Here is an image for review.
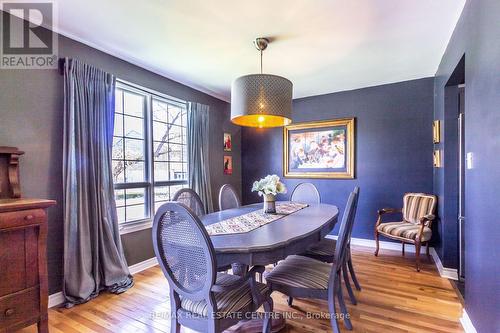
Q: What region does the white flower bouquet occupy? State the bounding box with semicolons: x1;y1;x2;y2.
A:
252;175;286;214
251;174;287;197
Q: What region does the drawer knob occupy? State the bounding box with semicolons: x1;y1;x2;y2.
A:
5;308;15;316
24;215;34;221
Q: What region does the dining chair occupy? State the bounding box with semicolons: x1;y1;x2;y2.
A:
173;188;206;217
374;193;437;271
265;190;358;333
290;182;321;204
218;184;241;211
153;202;273;333
299;187;362;305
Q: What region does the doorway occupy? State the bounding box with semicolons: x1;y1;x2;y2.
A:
444;55;465;298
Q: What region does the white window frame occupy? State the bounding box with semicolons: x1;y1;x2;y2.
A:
113;79;188;234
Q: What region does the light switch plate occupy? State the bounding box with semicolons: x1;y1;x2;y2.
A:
466;152;474;169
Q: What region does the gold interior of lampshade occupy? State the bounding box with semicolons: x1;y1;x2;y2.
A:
231;114;292;128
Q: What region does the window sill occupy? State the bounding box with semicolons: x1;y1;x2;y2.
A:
119;219;153;235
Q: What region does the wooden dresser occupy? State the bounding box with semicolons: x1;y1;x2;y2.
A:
0;147;56;333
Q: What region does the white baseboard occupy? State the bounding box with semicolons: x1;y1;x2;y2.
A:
429;247;459;280
328;235;458;280
48;257;159;308
48;291;65;308
128;257;158;275
460;309;478;333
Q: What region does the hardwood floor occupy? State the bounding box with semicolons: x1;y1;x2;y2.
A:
17;245;463;333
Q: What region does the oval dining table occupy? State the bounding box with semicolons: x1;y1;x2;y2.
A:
200;202;339;333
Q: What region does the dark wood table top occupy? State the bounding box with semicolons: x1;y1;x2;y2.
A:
201;202;339;254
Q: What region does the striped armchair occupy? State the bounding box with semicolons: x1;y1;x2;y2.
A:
374;193;437;271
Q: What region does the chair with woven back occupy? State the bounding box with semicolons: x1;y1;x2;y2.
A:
153;202;273;333
293;184;361;305
218;184;241;211
266;188;359;333
374;192;437;271
173;188;206;217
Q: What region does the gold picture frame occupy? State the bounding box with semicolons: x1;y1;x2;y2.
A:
283;118;355;179
433;120;441;144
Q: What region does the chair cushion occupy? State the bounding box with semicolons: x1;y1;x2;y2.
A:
403;193;437;224
180;273;269;318
303;238;336;257
265;255;332;290
377;221;432;241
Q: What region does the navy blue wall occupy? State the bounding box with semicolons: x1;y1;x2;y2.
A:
434;1;500;331
242;78;435;240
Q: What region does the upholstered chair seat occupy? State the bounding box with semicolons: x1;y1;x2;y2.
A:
377;221;432;241
180;273;269;318
266;255;331;289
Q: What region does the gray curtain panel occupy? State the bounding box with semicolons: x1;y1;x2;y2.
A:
63;58;133;306
188;102;214;213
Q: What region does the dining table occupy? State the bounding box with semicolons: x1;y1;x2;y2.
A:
201;201;339;332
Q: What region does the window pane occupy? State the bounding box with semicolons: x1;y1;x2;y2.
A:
153;142;169;161
112;137;124;159
124;115;144;139
124;138;144;161
170;162;186;180
152;99;168;123
112;161;124;183
168;125;183;144
125;188;145;205
125;161;145;182
169;106;182;126
126;204;146;221
114;189;125;207
124;91;144;117
154;186;170;202
154;161;169;181
169;143;184;162
115;90;123;113
116;207;125;223
113;113;123;137
153;121;169;141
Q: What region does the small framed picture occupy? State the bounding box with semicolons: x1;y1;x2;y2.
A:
224;133;232;152
433;120;441;144
223;156;233;175
433;149;442;168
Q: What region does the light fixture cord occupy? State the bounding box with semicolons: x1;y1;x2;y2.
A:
260;49;263;74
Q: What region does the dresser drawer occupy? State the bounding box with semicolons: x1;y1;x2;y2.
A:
0;209;45;230
0;287;40;329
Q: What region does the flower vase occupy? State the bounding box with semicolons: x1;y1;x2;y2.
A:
263;194;277;214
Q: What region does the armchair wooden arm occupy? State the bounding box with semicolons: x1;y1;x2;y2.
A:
377;208;402;215
375;208;402;228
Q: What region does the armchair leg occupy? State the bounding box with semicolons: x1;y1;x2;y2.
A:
402;242;405;256
415;241;421;272
374;231;380;256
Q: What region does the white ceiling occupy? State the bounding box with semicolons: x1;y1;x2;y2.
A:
53;0;465;101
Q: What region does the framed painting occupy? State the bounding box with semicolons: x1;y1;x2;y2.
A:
223;155;233;175
224;133;232;152
283;118;355;179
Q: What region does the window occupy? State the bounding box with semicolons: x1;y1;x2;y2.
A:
112;82;188;226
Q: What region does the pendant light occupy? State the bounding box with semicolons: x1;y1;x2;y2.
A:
230;37;293;128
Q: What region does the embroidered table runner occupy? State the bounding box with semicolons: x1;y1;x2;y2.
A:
205;202;308;236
